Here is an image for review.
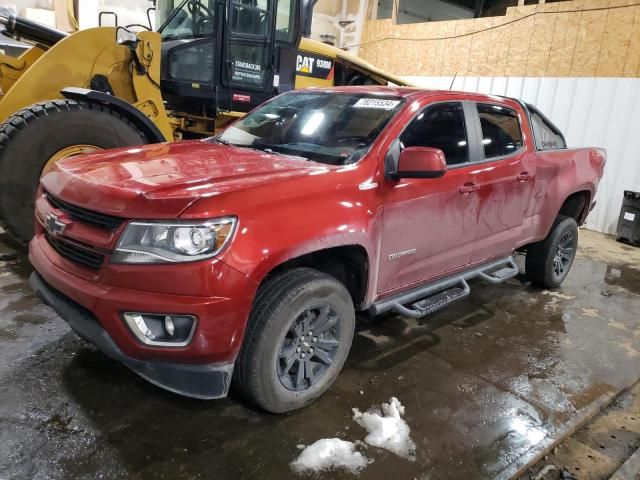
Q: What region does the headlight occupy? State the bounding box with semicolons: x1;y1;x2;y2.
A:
111;217;236;264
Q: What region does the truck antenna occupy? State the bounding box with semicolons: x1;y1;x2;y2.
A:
449;73;457;90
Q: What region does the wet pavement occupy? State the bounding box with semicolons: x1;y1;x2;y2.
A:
1;229;639;479
522;380;640;479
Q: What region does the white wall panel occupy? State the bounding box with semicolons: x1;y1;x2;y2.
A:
78;0;153;30
407;76;640;235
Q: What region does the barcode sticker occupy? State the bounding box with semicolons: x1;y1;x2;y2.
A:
624;211;636;222
353;98;401;110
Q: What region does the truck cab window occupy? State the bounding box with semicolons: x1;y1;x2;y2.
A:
401;102;469;166
477;103;523;158
530;110;566;150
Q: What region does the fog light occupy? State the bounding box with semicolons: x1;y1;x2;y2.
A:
123;313;196;347
164;315;175;336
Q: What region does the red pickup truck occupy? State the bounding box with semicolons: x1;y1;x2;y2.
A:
28;87;605;413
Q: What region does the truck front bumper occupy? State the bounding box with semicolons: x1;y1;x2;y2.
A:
30;272;234;399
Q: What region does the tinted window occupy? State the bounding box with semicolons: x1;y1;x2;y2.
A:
530;110;566;150
229;44;268;87
159;0;216;40
477;103;523;158
401;102;469;165
231;0;269;36
275;0;294;42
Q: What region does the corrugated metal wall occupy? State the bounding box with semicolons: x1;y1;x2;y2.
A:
408;76;640;235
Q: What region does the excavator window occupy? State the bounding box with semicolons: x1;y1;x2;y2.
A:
275;0;294;42
159;0;299;114
158;0;216;40
230;0;269;36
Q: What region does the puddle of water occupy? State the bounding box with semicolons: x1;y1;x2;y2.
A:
604;264;640;295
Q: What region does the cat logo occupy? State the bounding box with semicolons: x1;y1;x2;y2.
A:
296;55;314;74
295;52;334;80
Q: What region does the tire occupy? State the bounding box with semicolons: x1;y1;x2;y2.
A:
0;99;148;244
525;215;579;288
233;268;355;413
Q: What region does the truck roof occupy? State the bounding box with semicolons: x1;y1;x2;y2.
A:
299;85;512;104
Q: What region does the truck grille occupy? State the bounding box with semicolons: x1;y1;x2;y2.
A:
45;192;124;230
45;234;105;270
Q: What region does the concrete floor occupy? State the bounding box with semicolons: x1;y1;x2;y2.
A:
523;380;640;479
1;229;639;480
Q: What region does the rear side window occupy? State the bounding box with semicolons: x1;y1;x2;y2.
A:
530;110;566;150
477;103;523;158
401;102;469;166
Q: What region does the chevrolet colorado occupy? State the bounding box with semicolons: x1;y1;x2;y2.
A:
29;87;606;413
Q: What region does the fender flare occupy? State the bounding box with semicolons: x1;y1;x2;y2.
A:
61;87;167;144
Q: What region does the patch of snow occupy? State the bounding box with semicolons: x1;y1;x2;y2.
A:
352;397;416;460
290;438;369;474
541;290;575;300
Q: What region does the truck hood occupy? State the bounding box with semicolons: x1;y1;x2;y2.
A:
41;140;323;218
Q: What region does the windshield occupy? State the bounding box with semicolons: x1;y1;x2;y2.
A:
216;92;405;165
158;0;216;41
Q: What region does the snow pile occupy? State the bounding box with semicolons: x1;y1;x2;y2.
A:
291;397;416;475
290;438;369;474
352;397;416;460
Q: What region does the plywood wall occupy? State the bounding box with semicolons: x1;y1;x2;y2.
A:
359;0;640;77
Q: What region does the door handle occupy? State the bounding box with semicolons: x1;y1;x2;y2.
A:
517;172;531;182
459;182;478;194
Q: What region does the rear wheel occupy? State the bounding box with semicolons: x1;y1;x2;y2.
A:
0;99;148;244
525;215;579;288
233;268;355;413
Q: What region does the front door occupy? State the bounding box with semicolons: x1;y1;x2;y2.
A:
378;102;482;294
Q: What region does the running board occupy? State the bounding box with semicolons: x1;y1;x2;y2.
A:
369;256;519;319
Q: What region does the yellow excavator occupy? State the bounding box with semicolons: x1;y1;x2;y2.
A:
0;0;409;243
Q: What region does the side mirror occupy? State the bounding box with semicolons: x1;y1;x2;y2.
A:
396;146;447;179
116;27;139;49
116;27;146;75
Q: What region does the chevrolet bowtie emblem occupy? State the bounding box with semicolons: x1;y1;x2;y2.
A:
45;212;68;237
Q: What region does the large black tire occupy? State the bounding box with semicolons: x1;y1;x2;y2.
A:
233;268;355;413
525;215;579;288
0;99;148;244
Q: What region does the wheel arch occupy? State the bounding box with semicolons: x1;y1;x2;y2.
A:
61;87;167;143
558;189;592;226
255;244;371;310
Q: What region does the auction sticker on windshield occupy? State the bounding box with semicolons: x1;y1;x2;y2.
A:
354;98;401;110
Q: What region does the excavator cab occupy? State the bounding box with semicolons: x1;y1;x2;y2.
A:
155;0;305;117
0;0;411;244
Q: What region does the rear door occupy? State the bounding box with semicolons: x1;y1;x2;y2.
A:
468;102;536;262
378;101;483;294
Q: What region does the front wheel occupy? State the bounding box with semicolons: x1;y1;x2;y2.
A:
233;268;355;413
0;99;148;244
525;215;579;288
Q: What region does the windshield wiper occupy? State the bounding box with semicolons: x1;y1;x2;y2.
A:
212;136;233;146
211;138;308;161
252;143;309;161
